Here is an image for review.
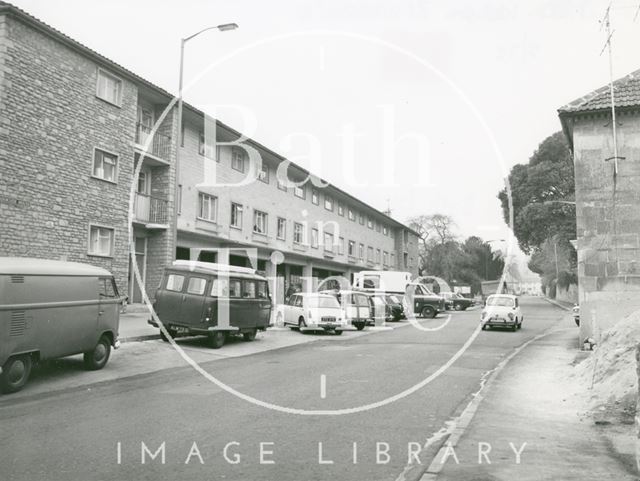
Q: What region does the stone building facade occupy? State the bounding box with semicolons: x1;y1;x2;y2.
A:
559;68;640;342
0;2;419;304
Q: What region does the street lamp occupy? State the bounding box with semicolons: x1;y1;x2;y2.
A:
173;23;239;260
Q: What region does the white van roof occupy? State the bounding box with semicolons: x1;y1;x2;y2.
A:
0;257;112;277
171;260;257;275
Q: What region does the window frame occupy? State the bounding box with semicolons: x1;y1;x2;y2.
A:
258;163;270;183
348;209;355;221
294;184;306;199
91;147;119;183
87;224;115;258
165;274;185;292
95;68;123;107
324;232;334;252
197;192;218;222
293;222;305;244
186;277;207;295
311;188;319;205
230;202;243;229
348;240;355;257
324;195;334;211
276;217;287;240
253;209;268;235
338;203;344;216
311;228;319;248
231;147;246;173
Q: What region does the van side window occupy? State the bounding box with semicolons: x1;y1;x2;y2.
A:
242;280;256;298
294;296;303;307
356;295;369;307
187;277;207;295
99;277;117;297
166;274;185;292
288;295;297;306
229;279;241;298
211;278;229;297
257;281;268;299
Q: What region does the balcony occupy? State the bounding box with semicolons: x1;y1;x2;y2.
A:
135;123;172;161
134;193;169;228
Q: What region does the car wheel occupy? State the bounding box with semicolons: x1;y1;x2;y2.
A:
354;322;365;331
243;329;257;342
481;324;487;331
160;328;177;342
84;335;111;370
209;331;226;349
454;303;463;311
421;306;435;318
299;317;308;333
335;330;343;336
0;354;32;394
512;324;517;332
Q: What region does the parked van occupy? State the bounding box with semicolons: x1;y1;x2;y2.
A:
0;257;122;394
149;261;272;349
353;271;413;294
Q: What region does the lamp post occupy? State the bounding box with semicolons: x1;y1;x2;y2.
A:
172;23;239;260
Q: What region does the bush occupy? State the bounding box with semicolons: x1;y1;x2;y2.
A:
557;270;577;289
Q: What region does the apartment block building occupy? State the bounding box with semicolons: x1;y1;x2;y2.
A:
0;2;419;304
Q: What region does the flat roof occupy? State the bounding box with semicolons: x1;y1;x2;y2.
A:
0;1;419;237
0;257;112;277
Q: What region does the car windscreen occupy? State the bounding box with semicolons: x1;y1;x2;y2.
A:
307;296;340;309
486;297;515;307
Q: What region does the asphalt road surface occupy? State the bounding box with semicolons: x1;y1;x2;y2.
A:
0;296;564;481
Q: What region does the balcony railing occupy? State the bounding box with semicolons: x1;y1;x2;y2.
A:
135;123;172;161
134;193;168;225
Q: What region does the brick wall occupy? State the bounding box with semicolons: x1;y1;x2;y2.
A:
572;110;640;341
0;14;137;293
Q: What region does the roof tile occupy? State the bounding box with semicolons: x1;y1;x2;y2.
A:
559;68;640;114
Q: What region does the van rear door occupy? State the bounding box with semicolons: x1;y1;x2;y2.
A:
155;272;185;324
180;276;207;329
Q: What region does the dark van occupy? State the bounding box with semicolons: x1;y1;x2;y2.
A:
0;257;122;394
149;261;272;349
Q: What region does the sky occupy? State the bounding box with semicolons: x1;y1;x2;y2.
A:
10;0;640;253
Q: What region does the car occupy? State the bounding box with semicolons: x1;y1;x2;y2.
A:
480;294;523;331
320;290;374;330
448;292;474;311
403;282;445;318
383;294;405;321
278;293;346;334
0;258;123;394
150;261;272;349
573;304;580;326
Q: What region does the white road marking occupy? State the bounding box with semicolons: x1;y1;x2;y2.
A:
320;374;327;399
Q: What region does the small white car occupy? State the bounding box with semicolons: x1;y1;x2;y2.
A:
480;294;523;331
278;293;347;334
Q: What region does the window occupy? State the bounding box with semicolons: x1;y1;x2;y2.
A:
339;237;345;255
376;248;381;264
230;202;243;229
231;148;245;172
242;280;256;298
258;164;269;183
383;226;388;235
294;222;304;244
338;203;344;216
257;281;269;299
92;149;118;182
376;222;381;233
277;217;286;240
359;213;365;225
210;278;229;297
253;210;267;235
324;232;334;252
198;132;205;156
187;277;207;295
348;209;355;221
368;217;373;229
311;228;319;248
348;240;355;257
383;251;389;266
198;193;217;222
229;279;242;298
99;278;117;298
294;185;305;199
278;179;288;191
166;274;185;292
88;225;114;256
96;69;122;105
359;243;364;260
311;189;319;205
324;195;333;211
367;246;374;262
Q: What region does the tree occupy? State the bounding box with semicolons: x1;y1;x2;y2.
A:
408;214;457;274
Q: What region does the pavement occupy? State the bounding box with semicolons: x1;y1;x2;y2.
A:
118;305;159;342
427;312;638;481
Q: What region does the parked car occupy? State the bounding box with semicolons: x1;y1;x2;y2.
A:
149;261;272;349
353;271;413;294
403;282;445;318
0;257;123;394
383;294;405;321
480;294;523;331
573;304;580;326
320;290;373;330
441;292;474;311
277;292;346;334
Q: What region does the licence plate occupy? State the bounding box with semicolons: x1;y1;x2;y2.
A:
173;326;189;334
322;317;336;323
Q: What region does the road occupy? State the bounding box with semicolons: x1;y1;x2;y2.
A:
0;297;564;481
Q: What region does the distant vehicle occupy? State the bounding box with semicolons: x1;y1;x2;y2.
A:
480;294;523;331
403;282;445;318
0;257;123;394
573;304;580;326
440;292;474;311
383;294;405;321
353;271;413;294
150;261;272;349
321;290;373;330
278;293;346;334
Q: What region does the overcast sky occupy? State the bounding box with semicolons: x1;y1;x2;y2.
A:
12;0;640;248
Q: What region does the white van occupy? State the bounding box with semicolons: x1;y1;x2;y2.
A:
353;271;413;294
